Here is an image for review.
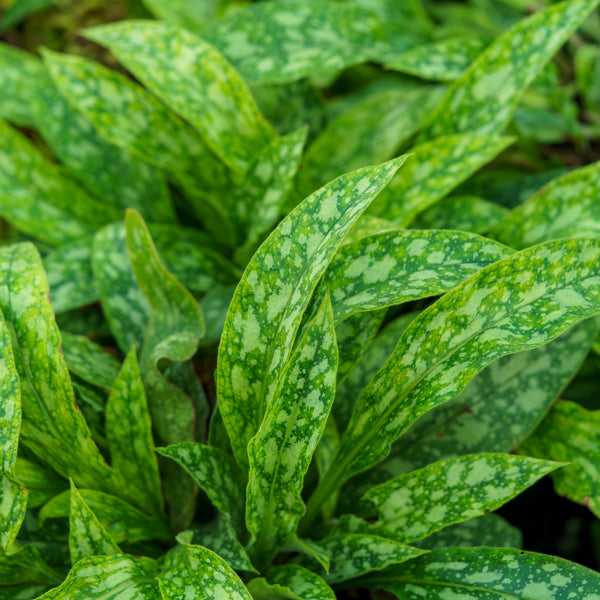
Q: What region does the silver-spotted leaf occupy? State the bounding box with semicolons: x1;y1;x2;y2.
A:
68;482;120;565
266;565;336;600
86;20;276;173
217;157;406;469
246;294;337;568
419;0;600;140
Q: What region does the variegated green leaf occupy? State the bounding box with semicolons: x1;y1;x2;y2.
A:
519;400;600;518
126;210;205;445
386;36;490;82
384;319;599;473
304;86;444;188
14;458;67;509
40;489;170;544
363;453;560;543
36;555;160;600
354;547;600;599
86;20;276;174
0;42;46;126
344;215;399;245
140;0;221;29
414;195;509;234
314;533;426;584
204;0;387;85
68;482;120;565
44;238;98;314
303;238;600;527
106;349;163;517
92;223;150;353
60;332;120;392
266;565;336;600
323;230;512;323
159;538;253;600
41;49;229;192
0;543;62;587
285;536;330;573
0;120;120;246
217;157;406;469
419;0;600;140
370;133;513;226
0;243;122;495
492;159;600;249
246;578;301;600
246;294;337;568
0;584;49;599
157;442;245;533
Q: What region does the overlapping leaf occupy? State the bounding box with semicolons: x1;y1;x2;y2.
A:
246;295;337;568
266;565;336;600
217;157;406;469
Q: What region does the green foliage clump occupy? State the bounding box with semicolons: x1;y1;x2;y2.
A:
2;0;600;598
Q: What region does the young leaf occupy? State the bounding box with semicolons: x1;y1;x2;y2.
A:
363;453;561;543
217;157;406;469
492;159;600;249
105;349;164;517
519;400;600;518
266;565;336;600
157;442;246;533
0;120;120;246
159;538;253;600
68;482;120;565
419;0;600;140
323;230;513;323
246;294;338;568
36;555;160;599
304;238;600;527
0;243;121;494
85;20;276;173
354;547;600;599
125;210;205;445
369;133;513;225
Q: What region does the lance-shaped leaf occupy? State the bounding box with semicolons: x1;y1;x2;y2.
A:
36;555;160;600
246;295;338;568
0;541;61;587
419;0;600;141
86;20;276;174
217;157;406;469
203;0;387;85
44;238;98;315
106;349;163;517
266;565;336;600
69;482;120;565
157;442;246;533
384;319;599;473
31;74;176;223
304;87;444;188
14;458;67;509
414;195;509;234
323;230;512;323
353;547;600;599
303;238;600;527
159;538;253;600
0;42;46;126
369;133;513;225
126;210;205;445
246;578;301;600
40;489;170;544
363;453;560;543
385;36;490;82
492;159;600;249
0;308;26;551
92;223;149;353
0;243;122;494
314;533;426;584
60;332;120;393
0;120;119;246
41;49;228;190
519;400;600;518
140;0;217;29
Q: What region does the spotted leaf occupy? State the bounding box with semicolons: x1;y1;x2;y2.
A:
419;0;600;140
217;157;406;469
355;547;600;599
266;565;336;600
363;453;560;543
86;20;276;173
246;294;337;568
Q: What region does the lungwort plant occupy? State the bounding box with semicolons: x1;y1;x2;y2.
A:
3;0;600;598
